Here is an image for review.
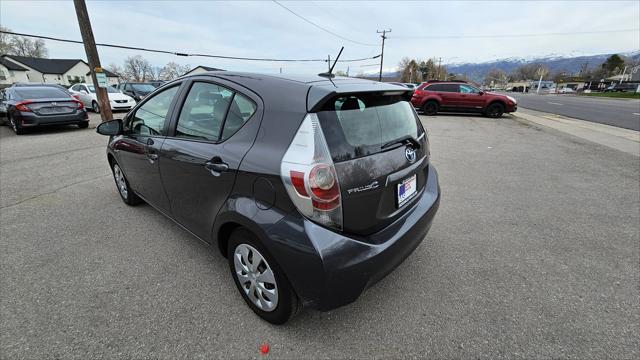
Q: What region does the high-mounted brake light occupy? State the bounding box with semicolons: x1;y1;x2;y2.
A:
15;100;32;112
281;113;343;230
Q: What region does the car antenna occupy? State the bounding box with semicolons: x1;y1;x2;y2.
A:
318;46;344;78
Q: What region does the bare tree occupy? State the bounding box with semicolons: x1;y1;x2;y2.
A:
0;26;49;57
105;63;126;80
123;55;152;82
159;62;191;80
484;68;508;87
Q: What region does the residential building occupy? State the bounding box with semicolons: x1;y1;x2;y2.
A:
0;57;29;86
0;55;119;86
183;65;225;76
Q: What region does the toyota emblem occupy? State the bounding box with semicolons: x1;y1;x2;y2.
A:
405;147;417;163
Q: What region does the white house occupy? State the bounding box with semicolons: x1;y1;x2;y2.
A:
0;55;119;86
183;65;225;76
0;57;29;86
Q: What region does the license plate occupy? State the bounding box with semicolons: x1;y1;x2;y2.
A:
396;174;417;208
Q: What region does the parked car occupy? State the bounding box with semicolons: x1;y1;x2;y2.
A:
411;81;517;117
148;80;167;88
68;83;135;113
116;82;157;102
96;72;440;324
0;86;88;134
556;87;576;94
403;83;417;90
604;83;638;92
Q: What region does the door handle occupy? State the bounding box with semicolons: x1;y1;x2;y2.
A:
145;138;158;162
204;160;229;176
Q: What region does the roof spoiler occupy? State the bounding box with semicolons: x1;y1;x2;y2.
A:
307;82;413;112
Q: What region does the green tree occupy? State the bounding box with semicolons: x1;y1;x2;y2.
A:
601;54;625;76
398;57;423;83
418;58;437;80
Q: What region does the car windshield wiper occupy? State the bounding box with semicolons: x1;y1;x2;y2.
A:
381;135;421;150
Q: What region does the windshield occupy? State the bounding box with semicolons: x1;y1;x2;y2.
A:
88;85;120;93
131;84;156;92
317;94;420;162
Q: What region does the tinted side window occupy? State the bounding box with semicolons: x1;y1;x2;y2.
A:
175;82;232;141
440;84;459;92
130;86;179;136
220;92;256;141
425;84;442;92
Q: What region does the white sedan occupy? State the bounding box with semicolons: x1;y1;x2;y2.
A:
68;83;136;113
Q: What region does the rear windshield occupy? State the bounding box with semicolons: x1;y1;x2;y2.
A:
14;88;70;99
317;94;421;162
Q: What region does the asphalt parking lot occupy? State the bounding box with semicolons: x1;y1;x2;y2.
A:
1;112;638;359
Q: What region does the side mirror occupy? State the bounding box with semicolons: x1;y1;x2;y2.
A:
96;119;123;136
478;91;485;95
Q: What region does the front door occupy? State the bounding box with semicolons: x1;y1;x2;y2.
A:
458;84;485;110
115;84;182;213
158;80;260;241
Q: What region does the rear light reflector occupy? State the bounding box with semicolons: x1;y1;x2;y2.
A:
15;101;32;112
281;113;343;230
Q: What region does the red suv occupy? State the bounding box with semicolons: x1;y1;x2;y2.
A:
411;81;517;118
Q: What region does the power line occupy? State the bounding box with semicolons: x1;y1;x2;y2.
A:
0;30;380;63
390;28;640;40
271;0;378;47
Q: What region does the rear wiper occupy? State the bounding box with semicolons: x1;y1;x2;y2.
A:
381;135;421;150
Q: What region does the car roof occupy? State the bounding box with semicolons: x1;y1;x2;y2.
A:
182;71;414;112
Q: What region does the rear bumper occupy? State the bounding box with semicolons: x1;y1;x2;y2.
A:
15;110;88;127
265;164;440;311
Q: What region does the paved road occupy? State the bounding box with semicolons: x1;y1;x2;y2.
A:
506;93;640;131
1;113;638;359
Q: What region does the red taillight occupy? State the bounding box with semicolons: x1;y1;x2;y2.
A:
413;89;424;96
15;101;32;112
72;94;80;100
281;113;343;229
309;164;339;201
290;170;308;197
73;100;84;109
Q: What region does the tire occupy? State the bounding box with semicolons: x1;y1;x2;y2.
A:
111;162;142;206
227;228;300;325
78;121;89;129
92;101;100;114
8;114;25;135
422;101;439;116
485;102;505;118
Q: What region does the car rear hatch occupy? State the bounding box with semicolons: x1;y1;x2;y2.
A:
314;90;429;236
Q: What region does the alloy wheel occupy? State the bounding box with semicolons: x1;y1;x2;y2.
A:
113;164;128;199
233;243;279;312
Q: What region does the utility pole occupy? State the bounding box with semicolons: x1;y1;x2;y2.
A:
437;57;442;80
619;66;628;84
73;0;112;122
377;29;391;82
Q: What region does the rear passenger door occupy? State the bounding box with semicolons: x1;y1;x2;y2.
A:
159;78;261;242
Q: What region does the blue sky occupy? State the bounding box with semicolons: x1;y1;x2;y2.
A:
1;0;638;75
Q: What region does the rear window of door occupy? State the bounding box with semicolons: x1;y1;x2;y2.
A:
175;82;233;141
174;82;257;142
129;86;179;136
426;84;458;92
317;94;421;162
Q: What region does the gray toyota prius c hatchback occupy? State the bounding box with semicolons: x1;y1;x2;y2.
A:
96;72;440;324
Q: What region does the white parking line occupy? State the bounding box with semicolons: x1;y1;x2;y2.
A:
633;113;640;116
548;102;564;106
